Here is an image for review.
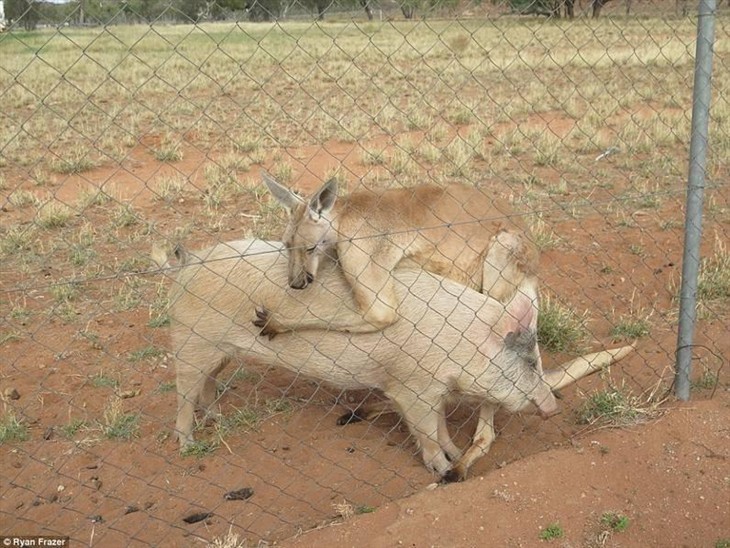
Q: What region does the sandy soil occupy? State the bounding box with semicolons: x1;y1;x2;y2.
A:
1;91;728;548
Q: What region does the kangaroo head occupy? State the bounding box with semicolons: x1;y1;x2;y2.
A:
263;172;338;289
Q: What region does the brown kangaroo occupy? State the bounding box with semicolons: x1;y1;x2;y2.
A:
261;173;539;336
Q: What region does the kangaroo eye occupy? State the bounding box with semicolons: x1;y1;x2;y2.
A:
305;245;317;253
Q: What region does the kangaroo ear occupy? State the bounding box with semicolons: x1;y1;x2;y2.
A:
308;178;338;220
262;171;303;214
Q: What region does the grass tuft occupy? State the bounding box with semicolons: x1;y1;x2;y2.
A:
600;511;630;532
529;214;560;251
576;380;666;427
52;149;97;174
0;411;29;443
37;203;74;229
537;294;587;353
1;226;37;255
91;371;119;389
691;366;720;390
697;235;730;304
60;419;87;439
127;346;165;362
578;389;637;424
539;522;564;541
610;317;650;341
181;439;218;458
100;398;139;440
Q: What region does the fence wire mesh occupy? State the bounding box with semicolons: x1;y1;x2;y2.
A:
1;1;728;545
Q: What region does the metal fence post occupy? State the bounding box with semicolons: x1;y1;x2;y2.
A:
675;0;717;400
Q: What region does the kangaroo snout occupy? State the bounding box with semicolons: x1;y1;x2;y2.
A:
290;272;314;289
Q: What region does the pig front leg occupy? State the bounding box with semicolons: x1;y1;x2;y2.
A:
388;391;452;477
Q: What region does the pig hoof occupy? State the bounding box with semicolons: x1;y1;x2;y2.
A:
337;410;367;426
440;469;464;484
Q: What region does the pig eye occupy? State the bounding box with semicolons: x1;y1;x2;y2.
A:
526;354;538;369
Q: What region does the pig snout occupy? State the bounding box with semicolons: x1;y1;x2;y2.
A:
533;391;560;419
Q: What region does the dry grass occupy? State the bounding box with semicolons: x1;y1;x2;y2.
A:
0;17;726;546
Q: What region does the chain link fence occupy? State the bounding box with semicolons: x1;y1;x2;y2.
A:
1;1;728;545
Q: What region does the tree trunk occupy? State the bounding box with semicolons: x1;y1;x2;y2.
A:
592;0;605;17
564;0;575;18
360;0;373;20
316;1;326;20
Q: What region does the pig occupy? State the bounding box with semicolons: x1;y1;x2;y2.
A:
158;231;633;481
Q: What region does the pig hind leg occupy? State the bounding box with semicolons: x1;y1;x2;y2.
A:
175;347;227;449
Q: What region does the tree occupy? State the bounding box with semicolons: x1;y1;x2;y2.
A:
245;0;281;21
509;0;569;17
301;0;333;20
360;0;373;20
5;0;39;29
591;0;612;17
400;0;416;18
178;0;207;21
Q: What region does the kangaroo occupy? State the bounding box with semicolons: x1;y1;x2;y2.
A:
261;173;539;336
159;232;634;481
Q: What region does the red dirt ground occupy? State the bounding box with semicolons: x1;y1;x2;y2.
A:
285;398;730;548
1;115;728;547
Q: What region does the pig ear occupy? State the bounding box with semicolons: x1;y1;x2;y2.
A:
504;282;538;335
308;178;337;221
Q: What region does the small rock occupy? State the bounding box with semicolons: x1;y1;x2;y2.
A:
89;515;103;523
182;512;212;524
224;488;254;501
43;427;54;440
124;505;140;515
4;388;20;400
118;389;140;399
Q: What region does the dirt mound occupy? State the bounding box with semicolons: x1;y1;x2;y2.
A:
283;397;730;547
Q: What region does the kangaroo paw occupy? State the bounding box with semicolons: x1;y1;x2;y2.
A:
252;307;278;340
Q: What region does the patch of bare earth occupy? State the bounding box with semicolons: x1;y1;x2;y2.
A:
284;398;730;548
1;111;728;546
